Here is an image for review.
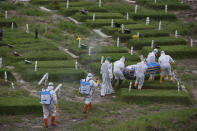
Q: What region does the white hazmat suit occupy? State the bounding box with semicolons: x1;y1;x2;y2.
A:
83;73;98;113
158;51;174;83
42;82;57;128
100;59;113;96
146;49;158;80
112;56;125;86
135;61;148;90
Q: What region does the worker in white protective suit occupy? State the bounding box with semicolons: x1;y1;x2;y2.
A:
158;51;175;83
41;82;57;128
100;57;113;96
83;73;99;113
112;56;125;87
146;49;158;80
134;60;148;90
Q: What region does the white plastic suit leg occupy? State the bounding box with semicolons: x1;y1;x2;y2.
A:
106;78;112;94
43;104;56;118
85;90;93;104
101;74;108;96
136;75;144;90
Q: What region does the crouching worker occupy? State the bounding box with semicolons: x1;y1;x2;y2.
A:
40;82;57;128
80;73;99;114
134;60;148;90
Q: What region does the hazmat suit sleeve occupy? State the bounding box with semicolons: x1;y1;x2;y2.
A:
168;55;174;63
90;80;98;88
109;63;113;79
51;91;57;105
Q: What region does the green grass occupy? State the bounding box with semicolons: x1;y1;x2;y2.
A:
0;18;17;28
117;88;191;105
17;68;86;82
79;53;140;64
140;45;197;59
109;108;197;131
128;37;186;50
15;60;75;69
0;68;15;81
85;19;136;28
113;30;169;42
74;12;124;22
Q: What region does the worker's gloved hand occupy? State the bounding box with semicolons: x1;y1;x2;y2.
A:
96;80;100;85
172;62;176;65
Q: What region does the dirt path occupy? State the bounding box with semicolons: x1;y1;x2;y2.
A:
7;66;39;97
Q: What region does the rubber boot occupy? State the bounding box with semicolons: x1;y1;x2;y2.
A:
168;75;172;82
83;104;88;113
89;103;92;110
160;76;163;83
112;79;117;87
119;80;123;85
51;116;56;126
44;118;48;128
134;82;138;88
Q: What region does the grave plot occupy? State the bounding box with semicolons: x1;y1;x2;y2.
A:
0;82;41;115
127;36;186;50
141;45;197;59
135;0;190;10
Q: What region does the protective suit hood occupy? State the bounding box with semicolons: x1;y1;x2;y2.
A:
120;56;125;63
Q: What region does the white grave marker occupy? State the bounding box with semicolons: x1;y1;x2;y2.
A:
88;47;91;56
11;22;14;31
177;81;180;93
190;39;193;48
0;57;2;68
38;73;48;85
5;71;7;82
126;12;129;21
175;30;178;38
111;19;114;28
11;82;15;89
181;0;184;4
151;40;154;48
158;20;161;31
121;24;124;33
101;56;104;64
117;37;120;47
129;82;132;92
35;61;37;71
78;39;81;48
137;32;139;39
146;17;150;25
75;60;78;70
26;24;29;33
130;46;133;55
99;0;101;7
93;13;95;21
5;10;8;19
67;0;69;8
165;4;168;14
154;0;157;4
135;5;138;14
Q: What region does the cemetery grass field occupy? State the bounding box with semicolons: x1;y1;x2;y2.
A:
0;0;197;130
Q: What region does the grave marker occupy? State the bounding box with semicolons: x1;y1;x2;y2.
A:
177;81;180;93
175;30;178;38
158;20;161;31
26;24;29;33
77;37;81;48
5;10;8;19
75;60;78;70
135;5;138;14
5;71;7;82
35;61;37;71
137;32;139;39
11;22;14;31
101;56;104;64
67;0;69;8
99;0;101;7
117;37;120;47
0;57;2;68
126;12;129;21
190;39;193;48
130;46;133;55
121;24;124;33
111;19;114;28
151;40;154;48
146;17;150;25
11;82;15;89
129;82;132;92
165;4;168;14
93;13;95;21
